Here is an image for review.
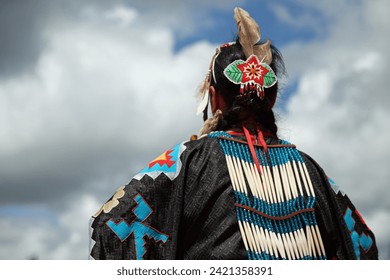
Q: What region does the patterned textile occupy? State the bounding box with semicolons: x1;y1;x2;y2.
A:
209;131;326;259
89;133;378;260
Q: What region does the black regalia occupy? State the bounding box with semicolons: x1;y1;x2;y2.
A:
89;132;378;260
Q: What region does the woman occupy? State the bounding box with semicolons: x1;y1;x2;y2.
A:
89;7;378;260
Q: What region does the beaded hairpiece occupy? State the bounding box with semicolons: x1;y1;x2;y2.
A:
224;54;277;99
197;7;277;116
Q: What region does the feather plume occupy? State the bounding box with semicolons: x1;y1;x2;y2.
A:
196;73;211;115
254;39;273;65
234;7;260;58
196;50;219;116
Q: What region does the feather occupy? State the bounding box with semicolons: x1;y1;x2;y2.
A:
253;39;273;65
196;66;212;115
196;87;209;115
234;7;260;58
196;49;220;115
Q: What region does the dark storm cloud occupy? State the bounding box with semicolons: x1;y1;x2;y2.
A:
0;143;131;205
0;119;173;206
0;0;122;79
0;0;48;78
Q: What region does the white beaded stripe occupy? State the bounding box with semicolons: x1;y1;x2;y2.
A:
223;149;327;259
239;220;323;259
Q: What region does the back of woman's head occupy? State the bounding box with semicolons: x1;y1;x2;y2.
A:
211;41;285;136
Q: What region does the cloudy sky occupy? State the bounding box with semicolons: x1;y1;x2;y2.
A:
0;0;389;260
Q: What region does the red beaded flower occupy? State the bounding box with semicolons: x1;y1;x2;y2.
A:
224;55;277;99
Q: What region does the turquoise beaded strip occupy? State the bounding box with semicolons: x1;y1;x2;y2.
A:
208;131;326;260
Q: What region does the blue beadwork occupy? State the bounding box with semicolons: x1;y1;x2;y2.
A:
210;132;326;260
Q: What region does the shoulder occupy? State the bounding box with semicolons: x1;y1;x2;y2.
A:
176;134;226;162
125;136;222;182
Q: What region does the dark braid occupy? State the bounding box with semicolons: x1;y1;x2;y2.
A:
211;41;285;136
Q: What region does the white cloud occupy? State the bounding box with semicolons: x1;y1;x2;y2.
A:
103;0;243;39
0;4;214;203
0;194;101;259
367;210;390;259
53;194;101;259
0;217;56;260
104;6;139;28
271;4;321;29
0;4;215;259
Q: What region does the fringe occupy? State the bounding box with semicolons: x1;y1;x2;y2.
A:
210;131;326;260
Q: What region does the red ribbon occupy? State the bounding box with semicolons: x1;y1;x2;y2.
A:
243;125;266;174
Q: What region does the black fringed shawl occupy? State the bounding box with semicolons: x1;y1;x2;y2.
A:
89;133;378;260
